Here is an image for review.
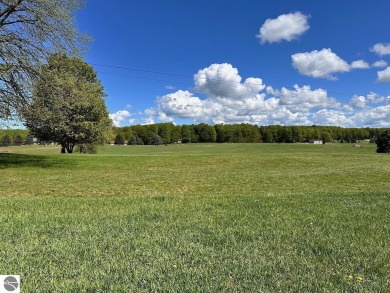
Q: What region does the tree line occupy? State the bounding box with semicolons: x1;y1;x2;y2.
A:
2;124;389;147
111;123;390;145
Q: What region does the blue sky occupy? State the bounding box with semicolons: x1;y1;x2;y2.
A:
76;0;390;127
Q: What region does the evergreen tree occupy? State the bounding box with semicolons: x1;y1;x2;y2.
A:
14;134;23;146
25;134;34;145
376;131;390;153
1;134;11;146
114;134;125;145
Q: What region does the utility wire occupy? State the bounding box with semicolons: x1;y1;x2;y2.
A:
98;71;191;86
95;63;366;97
93;63;191;78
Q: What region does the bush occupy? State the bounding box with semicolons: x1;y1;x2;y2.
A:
85;144;98;154
74;144;99;154
376;131;390;153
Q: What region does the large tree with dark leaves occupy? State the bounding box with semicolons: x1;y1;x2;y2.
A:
23;53;112;153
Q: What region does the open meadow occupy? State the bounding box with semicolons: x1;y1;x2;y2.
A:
0;142;389;292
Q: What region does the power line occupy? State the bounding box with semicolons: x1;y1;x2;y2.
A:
94;63;366;97
93;63;191;78
98;71;191;86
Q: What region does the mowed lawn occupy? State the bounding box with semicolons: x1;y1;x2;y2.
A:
0;143;389;292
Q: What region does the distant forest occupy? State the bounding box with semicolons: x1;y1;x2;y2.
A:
1;124;389;146
111;123;389;145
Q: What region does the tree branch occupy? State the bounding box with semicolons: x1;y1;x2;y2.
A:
0;0;24;27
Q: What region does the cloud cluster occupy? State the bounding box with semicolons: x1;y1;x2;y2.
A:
275;85;340;112
312;110;352;127
257;12;309;44
149;65;317;125
291;49;350;80
146;64;390;127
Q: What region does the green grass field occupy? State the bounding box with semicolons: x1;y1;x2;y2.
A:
0;143;389;292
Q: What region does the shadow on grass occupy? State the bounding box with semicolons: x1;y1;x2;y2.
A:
0;153;74;169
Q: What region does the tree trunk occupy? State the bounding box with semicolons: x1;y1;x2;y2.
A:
61;142;74;153
66;142;74;153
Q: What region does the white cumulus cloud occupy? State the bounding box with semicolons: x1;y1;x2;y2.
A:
371;43;390;56
377;67;390;83
141;117;155;125
366;92;387;103
372;60;388;68
351;60;370;69
351;105;390;127
349;95;367;109
155;64;340;125
194;63;265;99
109;110;131;127
291;48;350;79
135;63;390;128
312;109;352;127
144;108;157;116
274;84;340;113
157;90;206;119
257;12;309;44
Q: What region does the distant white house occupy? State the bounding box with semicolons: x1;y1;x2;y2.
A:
309;139;323;144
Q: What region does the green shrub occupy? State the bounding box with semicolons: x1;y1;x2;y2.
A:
85;144;98;154
74;144;99;154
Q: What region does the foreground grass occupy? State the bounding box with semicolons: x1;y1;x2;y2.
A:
0;143;389;291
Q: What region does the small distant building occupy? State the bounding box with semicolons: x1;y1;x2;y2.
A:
309;139;323;144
